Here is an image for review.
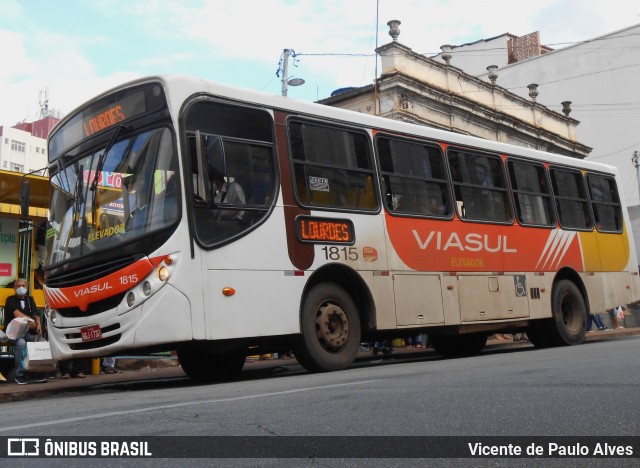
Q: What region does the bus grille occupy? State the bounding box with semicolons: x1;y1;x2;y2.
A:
69;334;121;351
55;292;127;318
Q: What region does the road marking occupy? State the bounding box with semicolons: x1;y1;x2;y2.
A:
0;379;379;432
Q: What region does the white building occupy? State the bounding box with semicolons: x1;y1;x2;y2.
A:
434;25;640;207
432;24;640;263
0;116;57;174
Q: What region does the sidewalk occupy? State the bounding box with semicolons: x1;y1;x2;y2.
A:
0;326;637;403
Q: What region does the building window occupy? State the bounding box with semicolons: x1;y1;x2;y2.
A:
11;163;25;173
11;140;26;152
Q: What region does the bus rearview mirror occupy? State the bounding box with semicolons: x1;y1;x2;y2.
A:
20;180;30;220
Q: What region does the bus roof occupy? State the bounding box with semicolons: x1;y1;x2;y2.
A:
53;74;619;179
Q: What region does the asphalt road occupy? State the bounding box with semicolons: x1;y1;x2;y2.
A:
0;335;639;466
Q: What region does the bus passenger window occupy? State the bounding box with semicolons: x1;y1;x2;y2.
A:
448;149;511;223
376;136;450;217
184;100;276;247
508;160;554;226
588;174;622;232
289;120;378;211
550;167;593;230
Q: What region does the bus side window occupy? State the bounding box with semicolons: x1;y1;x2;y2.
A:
448;149;511;223
289;120;378;211
376;136;449;217
184;100;276;247
588;173;622;232
550;167;593;230
508;160;555;226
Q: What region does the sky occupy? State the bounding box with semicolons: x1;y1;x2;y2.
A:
1;0;639;126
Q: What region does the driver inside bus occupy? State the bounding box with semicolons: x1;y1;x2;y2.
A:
211;169;246;220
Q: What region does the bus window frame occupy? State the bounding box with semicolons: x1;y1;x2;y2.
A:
549;165;594;232
286;116;380;214
586;172;623;234
506;157;556;228
374;133;453;220
180;95;280;250
446;146;514;225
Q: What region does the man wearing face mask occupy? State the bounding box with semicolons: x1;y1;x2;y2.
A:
4;278;46;385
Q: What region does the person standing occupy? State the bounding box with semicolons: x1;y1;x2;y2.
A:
4;278;46;385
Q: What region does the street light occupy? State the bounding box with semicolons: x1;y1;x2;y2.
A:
279;49;305;97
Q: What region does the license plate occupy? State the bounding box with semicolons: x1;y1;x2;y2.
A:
80;324;102;342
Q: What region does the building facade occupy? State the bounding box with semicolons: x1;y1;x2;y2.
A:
435;24;640;207
0;116;57;175
319;25;590;161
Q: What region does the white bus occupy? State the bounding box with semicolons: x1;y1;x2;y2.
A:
41;75;640;381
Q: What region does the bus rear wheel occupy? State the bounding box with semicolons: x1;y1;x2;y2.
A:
294;282;361;372
528;280;586;347
429;333;488;357
177;343;246;383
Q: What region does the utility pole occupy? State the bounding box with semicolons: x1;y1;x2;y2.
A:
281;49;291;97
278;49;304;97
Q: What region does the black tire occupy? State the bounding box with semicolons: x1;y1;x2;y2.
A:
527;280;587;347
550;280;587;345
177;343;245;383
525;320;554;348
429;333;488;357
294;282;361;372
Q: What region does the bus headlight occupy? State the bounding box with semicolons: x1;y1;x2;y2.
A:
127;292;136;307
49;309;57;324
158;266;170;281
143;281;152;296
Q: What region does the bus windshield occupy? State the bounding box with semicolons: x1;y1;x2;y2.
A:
48;126;179;265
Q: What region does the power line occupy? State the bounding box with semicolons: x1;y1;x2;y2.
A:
588;141;640;160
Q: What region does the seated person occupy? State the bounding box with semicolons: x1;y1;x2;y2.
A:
212;174;246;220
4;278;47;385
213;175;245;205
0;329;7;382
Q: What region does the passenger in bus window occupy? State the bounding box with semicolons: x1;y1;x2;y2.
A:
212;172;246;220
213;174;245;205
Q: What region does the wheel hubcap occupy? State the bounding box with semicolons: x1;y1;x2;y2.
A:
315;302;349;351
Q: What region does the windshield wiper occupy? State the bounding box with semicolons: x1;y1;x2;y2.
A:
91;125;127;194
89;125;128;232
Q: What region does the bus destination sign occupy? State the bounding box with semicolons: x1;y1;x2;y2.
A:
296;216;355;245
83;105;126;137
49;83;167;162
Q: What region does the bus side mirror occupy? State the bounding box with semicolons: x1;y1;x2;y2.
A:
20;180;31;220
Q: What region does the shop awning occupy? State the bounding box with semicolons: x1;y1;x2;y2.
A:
0;170;49;217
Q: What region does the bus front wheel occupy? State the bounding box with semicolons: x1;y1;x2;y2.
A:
294;282;361;373
177;343;245;383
